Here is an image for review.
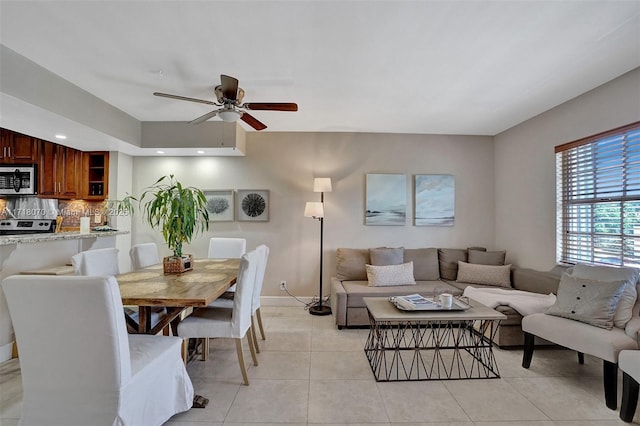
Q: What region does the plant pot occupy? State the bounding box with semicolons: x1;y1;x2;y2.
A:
163;254;193;274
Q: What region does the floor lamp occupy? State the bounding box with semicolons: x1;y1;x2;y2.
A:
304;177;332;316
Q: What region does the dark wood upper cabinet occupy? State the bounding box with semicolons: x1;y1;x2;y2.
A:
0;128;39;164
38;141;81;199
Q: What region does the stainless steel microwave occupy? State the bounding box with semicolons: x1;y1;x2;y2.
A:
0;165;37;195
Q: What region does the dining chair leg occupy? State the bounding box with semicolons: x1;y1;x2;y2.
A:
247;327;259;366
199;338;209;361
256;308;266;340
235;338;250;386
163;325;170;336
251;316;260;353
181;339;188;365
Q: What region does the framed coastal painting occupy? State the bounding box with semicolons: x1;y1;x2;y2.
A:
414;174;455;226
204;190;234;222
365;173;406;225
236;189;269;222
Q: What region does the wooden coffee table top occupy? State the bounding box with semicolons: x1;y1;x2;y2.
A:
363;296;507;322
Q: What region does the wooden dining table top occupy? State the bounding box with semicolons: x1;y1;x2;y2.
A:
117;258;240;308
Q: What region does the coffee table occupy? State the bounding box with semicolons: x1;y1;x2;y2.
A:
363;296;507;381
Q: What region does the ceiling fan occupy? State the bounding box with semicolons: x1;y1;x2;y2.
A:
153;74;298;131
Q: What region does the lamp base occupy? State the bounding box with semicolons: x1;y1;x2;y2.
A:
309;304;332;316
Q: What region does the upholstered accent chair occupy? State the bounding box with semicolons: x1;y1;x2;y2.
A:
522;264;640;411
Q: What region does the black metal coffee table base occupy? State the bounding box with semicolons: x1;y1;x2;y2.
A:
363;298;504;381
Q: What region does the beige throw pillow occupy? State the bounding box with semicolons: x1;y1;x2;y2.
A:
456;261;512;287
366;262;416;287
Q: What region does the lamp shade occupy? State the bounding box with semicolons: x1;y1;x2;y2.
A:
304;202;324;218
313;178;332;193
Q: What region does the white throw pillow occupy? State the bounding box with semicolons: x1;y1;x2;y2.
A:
456;261;512;288
571;264;639;328
366;262;416;287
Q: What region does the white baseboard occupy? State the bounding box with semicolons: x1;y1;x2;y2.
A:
0;341;14;363
260;295;314;307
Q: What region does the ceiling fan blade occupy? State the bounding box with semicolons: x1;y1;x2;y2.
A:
220;74;239;101
240;112;267;131
153;92;216;105
190;109;220;125
243;102;298;112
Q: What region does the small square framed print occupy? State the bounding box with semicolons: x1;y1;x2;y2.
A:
203;190;234;222
236;189;269;221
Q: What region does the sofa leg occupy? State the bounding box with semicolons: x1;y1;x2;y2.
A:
603;360;618;410
620;371;639;422
522;332;535;368
578;352;584;364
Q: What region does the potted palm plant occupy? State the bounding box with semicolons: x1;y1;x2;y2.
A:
125;175;209;273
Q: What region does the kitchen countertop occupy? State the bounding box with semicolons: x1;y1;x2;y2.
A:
0;230;129;246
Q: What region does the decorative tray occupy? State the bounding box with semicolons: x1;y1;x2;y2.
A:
389;295;471;311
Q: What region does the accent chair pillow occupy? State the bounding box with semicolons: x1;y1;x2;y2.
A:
468;249;506;266
545;273;627;330
369;247;404;266
366;262;416;287
456;261;512;287
336;248;370;281
570;264;639;329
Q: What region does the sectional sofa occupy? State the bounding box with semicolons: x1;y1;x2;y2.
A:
330;246;566;347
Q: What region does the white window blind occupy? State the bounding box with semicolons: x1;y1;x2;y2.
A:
556;121;640;267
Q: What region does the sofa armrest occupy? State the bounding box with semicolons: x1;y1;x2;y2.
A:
330;277;348;327
512;267;563;294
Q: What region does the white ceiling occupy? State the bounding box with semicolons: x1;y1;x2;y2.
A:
1;0;639;145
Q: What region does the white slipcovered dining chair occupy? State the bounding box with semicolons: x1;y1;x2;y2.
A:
178;248;259;385
207;237;246;259
71;247;120;276
208;245;269;352
129;242;161;270
2;275;194;425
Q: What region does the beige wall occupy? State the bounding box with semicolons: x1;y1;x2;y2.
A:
132;132;495;297
495;67;640;270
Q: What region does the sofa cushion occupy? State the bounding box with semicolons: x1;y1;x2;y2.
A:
570;263;639;329
468;249;506;266
336;248;370;281
438;248;468;280
366;262;416;287
456;261;512;287
369;247;404;266
545;273;627;330
404;248;440;280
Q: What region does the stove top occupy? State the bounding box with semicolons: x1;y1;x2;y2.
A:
0;219;57;235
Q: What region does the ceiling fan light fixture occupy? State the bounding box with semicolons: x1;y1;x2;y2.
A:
219;109;242;123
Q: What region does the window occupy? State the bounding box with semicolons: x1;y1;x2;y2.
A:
556;122;640;267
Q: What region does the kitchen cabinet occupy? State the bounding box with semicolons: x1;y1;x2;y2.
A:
81;152;109;200
0;128;39;164
38;141;81;199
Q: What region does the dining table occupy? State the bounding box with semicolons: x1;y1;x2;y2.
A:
116;257;240;335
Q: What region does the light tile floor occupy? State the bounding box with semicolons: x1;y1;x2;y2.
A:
1;305;638;425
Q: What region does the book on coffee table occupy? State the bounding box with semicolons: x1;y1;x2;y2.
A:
389;293;470;311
